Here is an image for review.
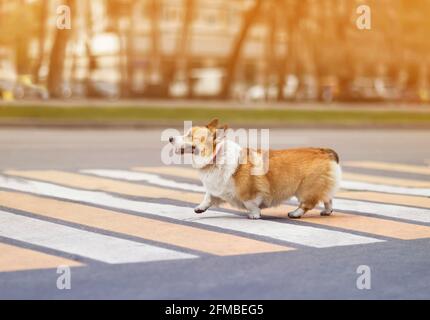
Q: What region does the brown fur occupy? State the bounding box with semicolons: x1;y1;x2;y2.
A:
233;148;339;212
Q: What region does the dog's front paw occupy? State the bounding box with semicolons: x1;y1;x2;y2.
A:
247;212;261;220
194;207;207;214
320;209;333;217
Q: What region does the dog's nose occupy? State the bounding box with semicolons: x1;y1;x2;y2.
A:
169;137;174;143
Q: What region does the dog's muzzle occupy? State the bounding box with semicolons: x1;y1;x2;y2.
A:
175;145;197;155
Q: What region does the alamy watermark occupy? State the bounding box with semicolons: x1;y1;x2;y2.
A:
356;5;372;30
55;4;372;31
56;5;72;30
356;265;371;290
56;265;71;290
161;121;270;175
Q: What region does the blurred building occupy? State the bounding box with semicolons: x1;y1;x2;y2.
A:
1;0;430;102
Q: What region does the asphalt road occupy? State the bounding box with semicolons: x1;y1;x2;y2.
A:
1;128;429;169
0;128;429;299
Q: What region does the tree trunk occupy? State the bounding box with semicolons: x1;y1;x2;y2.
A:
220;0;263;99
15;0;32;76
176;0;195;98
84;0;95;95
126;0;140;96
149;0;161;85
47;0;76;97
33;0;49;84
277;0;303;101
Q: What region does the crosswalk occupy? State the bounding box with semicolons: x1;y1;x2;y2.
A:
0;161;429;273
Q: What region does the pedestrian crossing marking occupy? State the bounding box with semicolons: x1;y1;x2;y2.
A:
0;191;293;256
2;159;430;274
0;209;196;264
0;175;382;248
264;206;430;240
5;169;430;223
81;169;206;192
344;161;430;176
0;243;82;273
342;172;430;188
6;170;430;223
75;169;430;223
133;166;430;200
5;170;203;203
133;167;430;208
135;165;430;188
336;191;430;209
134;166;199;180
341;180;430;197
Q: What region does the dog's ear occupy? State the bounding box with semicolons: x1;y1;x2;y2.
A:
218;124;228;131
206;118;219;130
215;124;228;142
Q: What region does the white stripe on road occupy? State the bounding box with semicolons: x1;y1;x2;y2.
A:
282;198;430;224
0;176;381;248
81;169;206;193
79;170;430;223
133;166;430;197
333;198;430;223
341;180;430;197
0;210;196;264
343;161;430;176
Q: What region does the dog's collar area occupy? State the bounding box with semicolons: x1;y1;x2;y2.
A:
200;153;217;171
198;147;221;170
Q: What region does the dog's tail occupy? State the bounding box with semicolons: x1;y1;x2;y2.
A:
324;148;340;164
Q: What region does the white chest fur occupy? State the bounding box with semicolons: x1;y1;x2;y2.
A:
198;140;244;208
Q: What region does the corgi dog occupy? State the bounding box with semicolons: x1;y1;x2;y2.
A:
169;119;342;220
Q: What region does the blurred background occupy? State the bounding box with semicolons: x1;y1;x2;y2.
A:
1;0;430;103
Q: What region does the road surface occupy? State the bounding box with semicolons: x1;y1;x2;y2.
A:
0;128;429;299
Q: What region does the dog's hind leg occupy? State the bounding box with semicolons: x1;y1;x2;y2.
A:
288;207;305;219
243;196;262;220
288;199;318;219
320;199;333;216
